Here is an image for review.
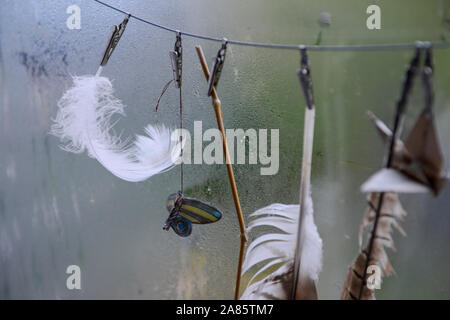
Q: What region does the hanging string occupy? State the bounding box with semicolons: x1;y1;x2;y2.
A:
179;84;183;193
154;82;184;192
154;31;184;193
154;81;184;193
93;0;450;52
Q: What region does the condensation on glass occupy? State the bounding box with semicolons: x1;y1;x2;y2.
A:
0;0;449;299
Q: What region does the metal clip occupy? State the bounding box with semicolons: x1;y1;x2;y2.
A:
100;13;130;67
297;47;314;109
207;38;228;96
169;31;183;88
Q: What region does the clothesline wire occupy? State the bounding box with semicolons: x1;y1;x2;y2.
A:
93;0;450;52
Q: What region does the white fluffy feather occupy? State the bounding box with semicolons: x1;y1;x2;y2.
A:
240;197;323;299
50;75;180;182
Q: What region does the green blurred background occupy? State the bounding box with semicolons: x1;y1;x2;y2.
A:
0;0;449;299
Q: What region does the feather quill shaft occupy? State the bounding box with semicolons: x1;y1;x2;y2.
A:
291;105;315;299
240;49;322;300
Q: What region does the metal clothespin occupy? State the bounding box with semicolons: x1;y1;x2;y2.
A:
207;38;228;96
169;31;183;88
100;13;131;67
297;46;314;109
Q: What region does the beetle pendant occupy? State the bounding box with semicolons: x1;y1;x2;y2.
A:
163;191;222;237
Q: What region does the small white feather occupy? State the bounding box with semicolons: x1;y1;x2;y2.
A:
361;168;430;194
50;75;181;182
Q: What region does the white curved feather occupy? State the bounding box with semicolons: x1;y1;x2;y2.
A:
50;75;181;182
240;197;322;299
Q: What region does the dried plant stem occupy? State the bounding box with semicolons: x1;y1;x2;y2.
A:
195;45;247;300
357;49;420;299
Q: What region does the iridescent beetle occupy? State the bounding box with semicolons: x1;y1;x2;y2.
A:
163;191;222;237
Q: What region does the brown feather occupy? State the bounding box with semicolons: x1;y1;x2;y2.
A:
404;108;445;194
341;192;406;300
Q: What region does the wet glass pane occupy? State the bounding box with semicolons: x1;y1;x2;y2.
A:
0;0;449;299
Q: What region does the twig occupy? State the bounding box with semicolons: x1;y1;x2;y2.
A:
195;45;247;300
357;48;421;299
